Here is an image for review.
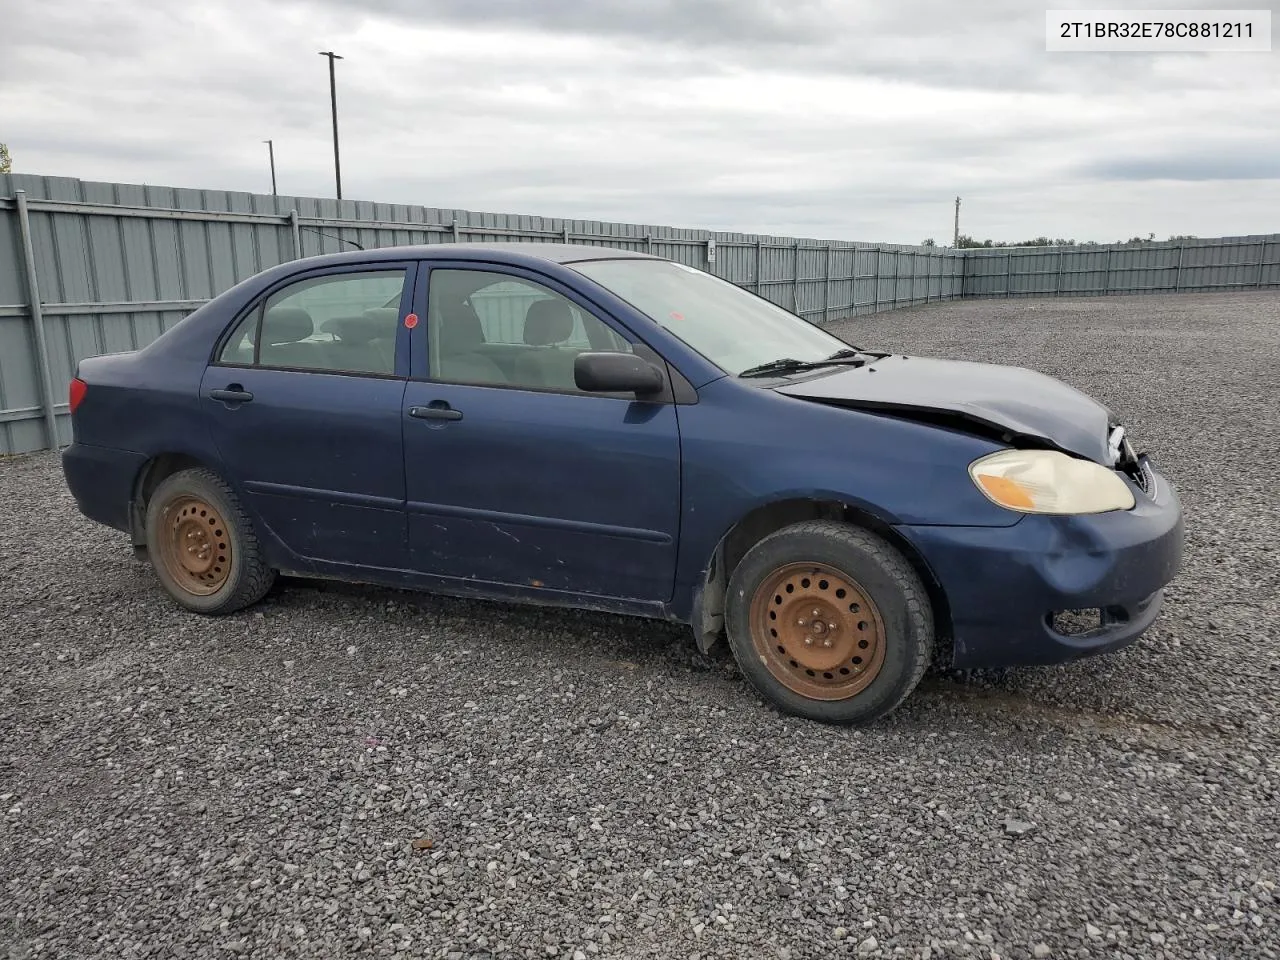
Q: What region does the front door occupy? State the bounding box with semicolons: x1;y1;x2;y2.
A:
200;263;415;569
400;264;682;602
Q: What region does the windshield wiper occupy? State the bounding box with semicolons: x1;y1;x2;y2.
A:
824;347;863;360
738;348;879;379
826;346;890;361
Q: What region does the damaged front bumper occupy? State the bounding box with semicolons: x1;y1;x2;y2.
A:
899;463;1184;670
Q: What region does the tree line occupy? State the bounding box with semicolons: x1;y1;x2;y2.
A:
921;233;1199;248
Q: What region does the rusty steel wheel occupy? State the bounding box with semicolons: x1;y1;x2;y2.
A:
144;467;275;614
748;562;887;701
724;520;934;725
155;495;233;596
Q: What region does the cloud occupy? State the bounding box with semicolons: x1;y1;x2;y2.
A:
303;0;1258;93
308;0;841;49
1081;155;1280;182
1074;131;1280;182
1;0;1277;245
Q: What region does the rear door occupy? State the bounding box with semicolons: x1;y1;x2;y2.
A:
199;262;416;569
400;262;683;602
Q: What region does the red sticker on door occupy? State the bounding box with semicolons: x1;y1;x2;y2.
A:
404;313;419;329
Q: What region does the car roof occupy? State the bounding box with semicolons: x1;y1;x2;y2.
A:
291;241;664;269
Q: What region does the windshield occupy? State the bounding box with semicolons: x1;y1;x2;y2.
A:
571;258;851;376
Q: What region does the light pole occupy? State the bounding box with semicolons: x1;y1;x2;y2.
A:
263;139;277;196
318;50;344;200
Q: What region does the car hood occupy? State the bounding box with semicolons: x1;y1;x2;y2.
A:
773;354;1113;463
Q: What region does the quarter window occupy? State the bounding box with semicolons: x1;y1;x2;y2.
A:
218;269;407;376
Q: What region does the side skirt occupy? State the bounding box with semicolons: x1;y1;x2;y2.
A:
276;559;679;623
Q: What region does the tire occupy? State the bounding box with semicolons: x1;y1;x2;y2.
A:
724;520;934;724
144;467;276;615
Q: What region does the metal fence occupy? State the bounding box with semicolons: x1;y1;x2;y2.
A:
3;173;1277;456
963;234;1280;298
0;173;965;455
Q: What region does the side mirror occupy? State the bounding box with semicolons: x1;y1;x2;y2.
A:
574;351;666;396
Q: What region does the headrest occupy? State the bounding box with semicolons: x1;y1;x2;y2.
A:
363;307;400;331
323;309;397;344
263;306;313;345
438;299;486;351
523;299;574;346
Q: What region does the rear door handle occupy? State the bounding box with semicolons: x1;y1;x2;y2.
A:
409;403;463;421
210;387;254;403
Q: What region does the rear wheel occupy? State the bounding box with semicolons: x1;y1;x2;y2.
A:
145;467;275;614
725;520;933;724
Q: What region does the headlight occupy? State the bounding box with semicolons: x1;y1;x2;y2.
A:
969;449;1135;515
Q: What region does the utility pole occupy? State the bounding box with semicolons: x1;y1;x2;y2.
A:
263;139;277;196
318;50;344;200
953;196;961;247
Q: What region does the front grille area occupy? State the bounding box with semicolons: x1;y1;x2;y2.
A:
1048;603;1135;639
1050;608;1102;637
1111;428;1155;497
1118;455;1156;496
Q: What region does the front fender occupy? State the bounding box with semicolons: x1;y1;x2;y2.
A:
669;379;1027;624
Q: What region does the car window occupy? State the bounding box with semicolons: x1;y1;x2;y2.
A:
572;258;849;376
465;279;606;349
426;268;632;393
218;269;407;376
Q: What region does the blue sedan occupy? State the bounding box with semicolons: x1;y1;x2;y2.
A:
61;243;1183;723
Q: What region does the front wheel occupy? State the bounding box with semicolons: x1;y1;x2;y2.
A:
144;467;276;615
724;520;934;724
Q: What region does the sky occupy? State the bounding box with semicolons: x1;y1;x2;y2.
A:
1;0;1278;245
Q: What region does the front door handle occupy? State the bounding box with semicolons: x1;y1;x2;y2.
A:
409;403;463;422
210;386;254;404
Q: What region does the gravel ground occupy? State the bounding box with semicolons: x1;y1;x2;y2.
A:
2;291;1278;960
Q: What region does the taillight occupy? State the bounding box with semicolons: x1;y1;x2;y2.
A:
69;377;87;414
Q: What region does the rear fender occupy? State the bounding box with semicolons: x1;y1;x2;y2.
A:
127;451;313;575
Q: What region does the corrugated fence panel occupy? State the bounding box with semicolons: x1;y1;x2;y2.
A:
1;173;965;453
9;173;1269;455
0;196;31;461
964;234;1280;298
1263;240;1280;287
